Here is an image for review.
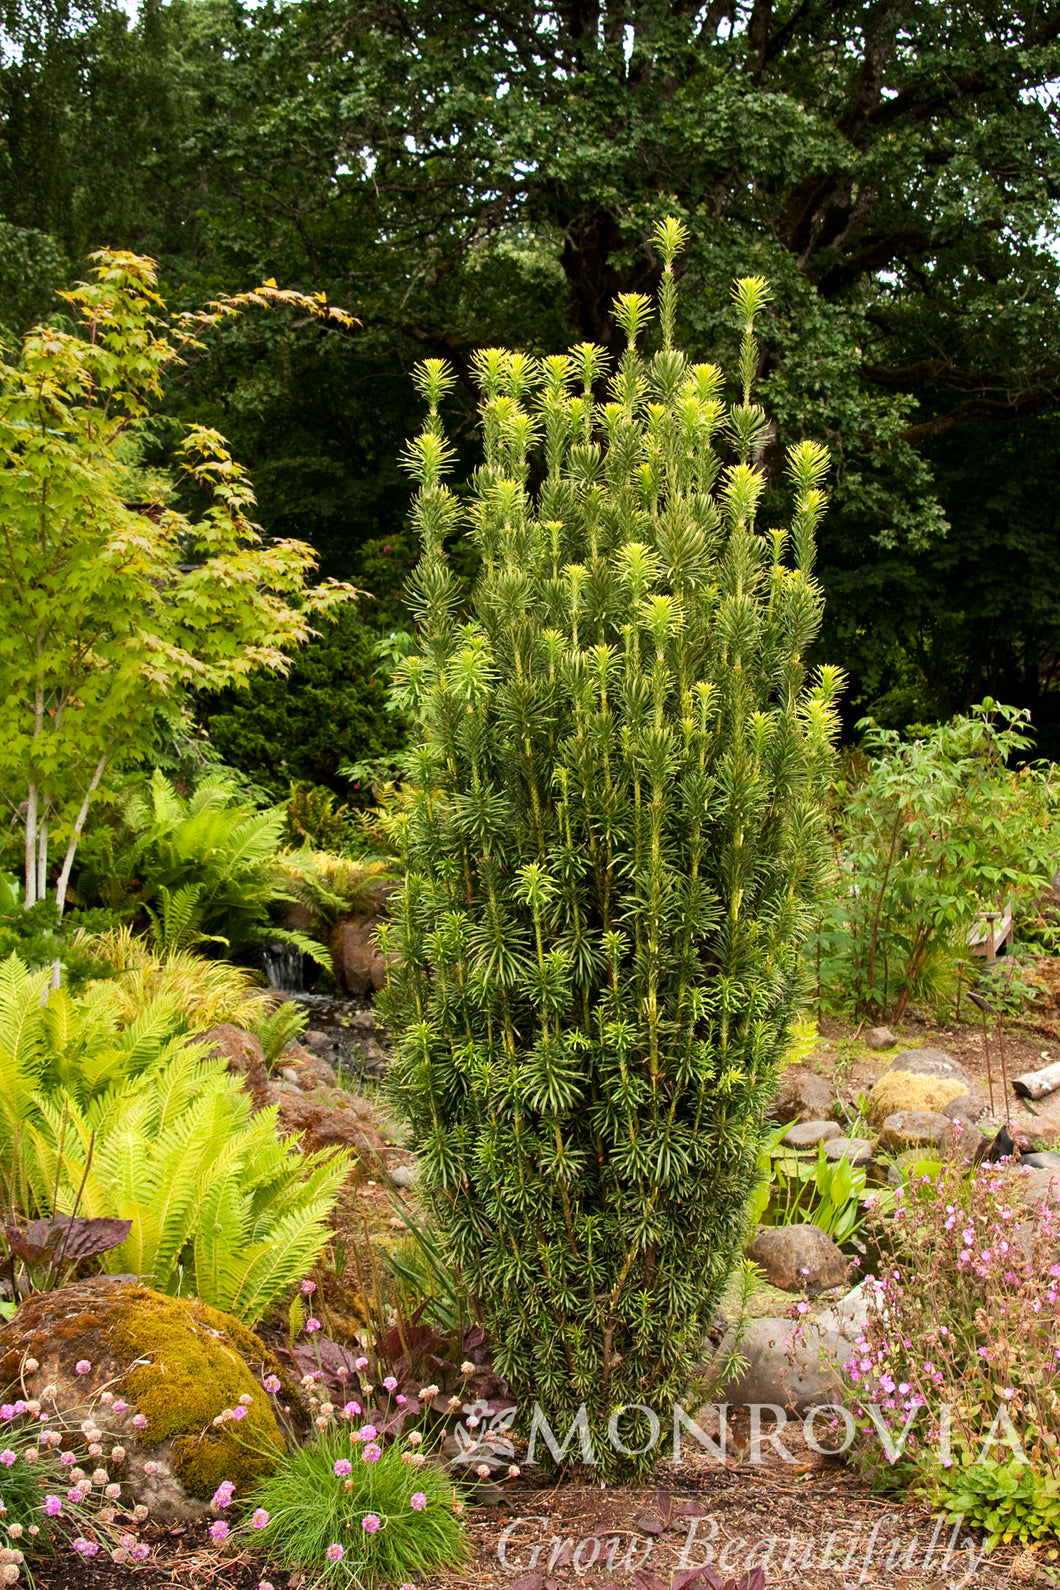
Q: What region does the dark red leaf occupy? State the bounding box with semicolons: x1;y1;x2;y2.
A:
671;1571;710;1590
509;1576;544;1590
655;1490;676;1525
675;1500;708;1518
632;1572;667;1590
550;1540;574;1566
30;1215;132;1261
634;1515;665;1536
2;1229;53;1265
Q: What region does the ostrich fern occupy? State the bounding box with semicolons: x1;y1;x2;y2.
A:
377;219;841;1478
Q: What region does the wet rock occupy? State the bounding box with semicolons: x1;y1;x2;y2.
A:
745;1224;850;1294
196;1024;267;1093
824;1136;873;1165
772;1069;836;1125
331;916;391;998
878;1110;950;1153
783;1119;840;1150
866;1026;897;1050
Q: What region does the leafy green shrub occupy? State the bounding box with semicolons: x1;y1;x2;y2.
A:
838;1160;1060;1549
813;701;1060;1021
378;218;840;1477
0;871;120;989
0;954;348;1324
749;1138;871;1246
241;1407;468;1587
201;608;410;803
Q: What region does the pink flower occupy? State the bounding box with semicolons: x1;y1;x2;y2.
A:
301;1279;317;1295
73;1539;99;1557
362;1514;381;1533
383;1376;398;1392
0;1452;15;1468
75;1360;91;1375
263;1376;281;1394
111;1400;128;1414
230;1406;247;1421
252;1509;270;1528
305;1318;322;1335
357;1424;377;1442
333;1459;352;1477
44;1495;62;1516
355;1357;369;1370
343;1401;361;1417
130;1414;147;1429
130;1543;150;1562
67;1488;84;1504
212;1481;235;1508
362;1443;382;1463
326;1544;344;1562
410;1492;427;1511
396;1394;407;1405
209;1520;229;1544
796;1301;808;1315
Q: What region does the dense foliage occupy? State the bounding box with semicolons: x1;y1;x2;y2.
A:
0;953;348;1324
3;0;1060;742
379;224;840;1477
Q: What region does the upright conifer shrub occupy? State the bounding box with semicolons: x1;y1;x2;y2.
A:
378;219;841;1478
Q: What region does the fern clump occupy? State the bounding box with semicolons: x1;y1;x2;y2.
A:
378;219;841;1479
0;953;348;1324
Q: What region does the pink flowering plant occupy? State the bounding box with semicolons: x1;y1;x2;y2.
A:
234;1385;468;1586
839;1162;1060;1546
0;1376;151;1584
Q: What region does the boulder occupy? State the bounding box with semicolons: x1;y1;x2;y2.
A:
866;1026;897;1050
196;1024;268;1093
1022;1150;1060;1172
331;915;391;998
783;1120;840;1150
772;1069;836;1125
1017;1166;1060;1210
944;1115;986;1162
745;1224;850;1294
878;1110;951;1153
390;1164;418;1190
867;1070;967;1125
940;1092;981;1121
884;1048;971;1088
824;1136;873;1166
713;1282;880;1413
0;1278;296;1520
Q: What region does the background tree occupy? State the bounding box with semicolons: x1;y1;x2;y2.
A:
0;251;352;914
4;0;1060;743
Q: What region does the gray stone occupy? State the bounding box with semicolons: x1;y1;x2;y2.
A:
772;1069;836;1125
944;1115;986;1162
941;1092;980;1120
824;1135;873;1165
1022;1150;1060;1171
866;1026;897;1050
714;1280;883;1413
884;1048;971;1089
390;1164;418;1190
1017;1165;1060;1210
280;1067;303;1087
745;1223;850;1294
878;1109;950;1153
783;1119;841;1150
305;1030;332;1050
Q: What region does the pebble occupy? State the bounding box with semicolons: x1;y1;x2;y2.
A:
866;1026;897;1050
390;1165;418;1189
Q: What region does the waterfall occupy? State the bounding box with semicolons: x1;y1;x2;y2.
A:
262;942;306;994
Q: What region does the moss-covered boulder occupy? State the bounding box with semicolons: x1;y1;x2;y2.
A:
0;1277;300;1519
866;1069;967;1125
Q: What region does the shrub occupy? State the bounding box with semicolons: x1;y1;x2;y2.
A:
0;954;348;1324
201;608;410;803
241;1407;468;1587
378;218;840;1477
812;702;1060;1021
839;1161;1060;1548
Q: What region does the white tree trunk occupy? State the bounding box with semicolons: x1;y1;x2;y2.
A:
53;757;107;926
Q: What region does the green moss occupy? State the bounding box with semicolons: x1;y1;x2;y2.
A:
113;1289;290;1501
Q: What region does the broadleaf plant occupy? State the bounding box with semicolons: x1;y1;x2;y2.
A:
378;218;841;1479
